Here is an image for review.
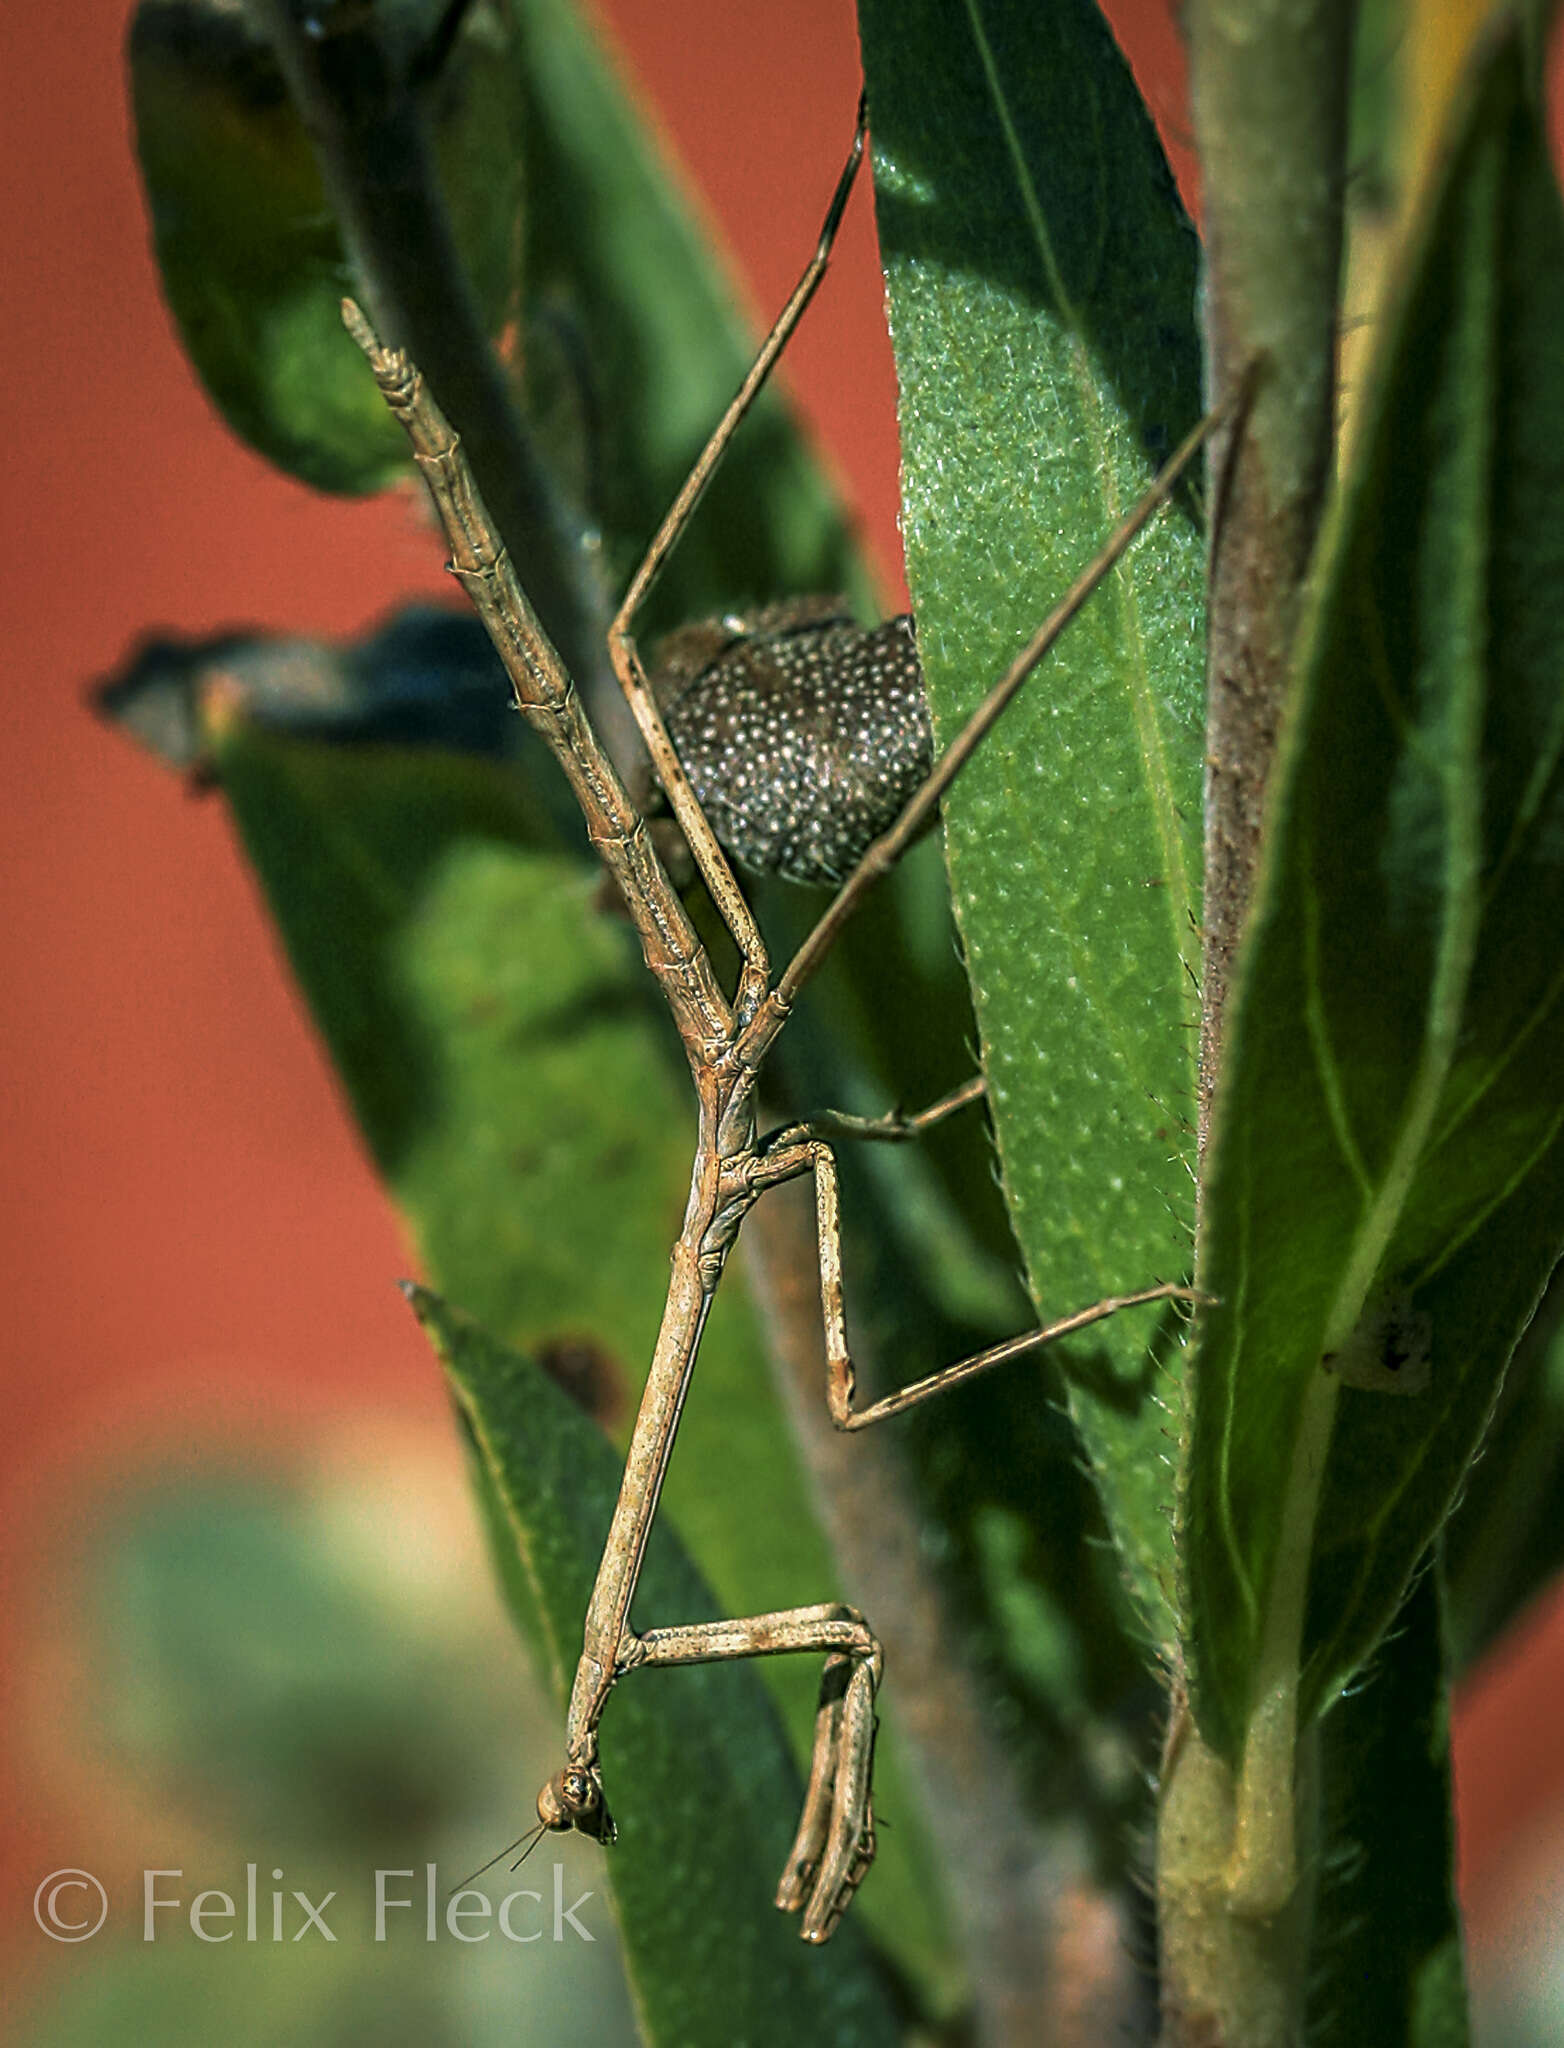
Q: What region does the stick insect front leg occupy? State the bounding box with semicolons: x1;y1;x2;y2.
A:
624;1603;882;1944
605;101;869;1024
347;93;1223;1942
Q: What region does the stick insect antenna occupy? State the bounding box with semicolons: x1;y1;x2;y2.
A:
449;1821;548;1895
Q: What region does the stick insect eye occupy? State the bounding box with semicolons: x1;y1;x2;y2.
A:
537;1764;616;1844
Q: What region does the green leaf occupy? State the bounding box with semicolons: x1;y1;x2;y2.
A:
128;0;524;492
202;706;952;1993
857;0;1206;1636
1185;18;1564;1758
1308;1565;1470;2047
415;1289;903;2048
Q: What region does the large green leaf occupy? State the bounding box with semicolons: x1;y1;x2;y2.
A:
202;705;949;1991
857;0;1207;1636
1185;18;1564;1758
391;1290;902;2046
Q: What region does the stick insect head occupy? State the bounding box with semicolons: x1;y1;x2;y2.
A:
536;1761;616;1845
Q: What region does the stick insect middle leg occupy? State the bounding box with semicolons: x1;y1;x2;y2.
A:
750;1120;1193;1430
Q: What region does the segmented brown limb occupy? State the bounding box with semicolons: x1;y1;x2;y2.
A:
622;1604;882;1943
800;1072;987;1144
749;1127;1198;1428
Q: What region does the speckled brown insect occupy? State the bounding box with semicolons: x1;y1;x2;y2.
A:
346;101;1216;1944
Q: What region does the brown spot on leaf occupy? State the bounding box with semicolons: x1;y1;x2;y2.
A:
534;1333;628;1428
1322;1289;1432;1396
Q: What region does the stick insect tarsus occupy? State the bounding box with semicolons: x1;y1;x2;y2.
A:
346;97;1216;1945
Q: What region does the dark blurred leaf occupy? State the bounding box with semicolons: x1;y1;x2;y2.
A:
858;0;1206;1638
128;0;868;621
1308;1566;1469;2047
1185;20;1564;1756
417;1289;903;2048
96;607;515;771
96;1486;488;1849
129;0;525;492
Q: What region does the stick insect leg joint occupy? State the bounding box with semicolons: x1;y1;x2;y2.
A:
613;1604;884;1942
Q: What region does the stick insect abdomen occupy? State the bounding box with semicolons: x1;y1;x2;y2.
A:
646;598;931;888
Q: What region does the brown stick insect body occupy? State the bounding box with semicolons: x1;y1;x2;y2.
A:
346;103;1215;1944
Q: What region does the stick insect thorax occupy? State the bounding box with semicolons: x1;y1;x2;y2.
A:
348;95;1220;1942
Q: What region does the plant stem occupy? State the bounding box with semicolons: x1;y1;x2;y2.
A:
250;0;615;723
1158;1702;1318;2048
1165;5;1354;2041
1223;1370;1337;1917
1189;0;1355;1149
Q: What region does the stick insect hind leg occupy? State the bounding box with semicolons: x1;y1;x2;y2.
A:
346;89;1221;1942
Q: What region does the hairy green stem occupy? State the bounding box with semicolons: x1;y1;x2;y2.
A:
1158;1705;1319;2048
1190;0;1356;1146
1165;5;1355;2043
1223;1370;1337;1918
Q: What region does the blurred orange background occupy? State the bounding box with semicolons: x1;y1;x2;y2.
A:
4;0;1563;2038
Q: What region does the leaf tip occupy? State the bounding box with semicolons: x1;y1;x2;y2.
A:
400;1278;440;1327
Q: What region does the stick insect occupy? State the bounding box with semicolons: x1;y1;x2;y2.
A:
345;100;1214;1945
